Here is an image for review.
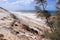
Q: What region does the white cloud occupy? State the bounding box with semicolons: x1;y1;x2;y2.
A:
0;0;34;6
12;0;34;5
0;0;8;4
0;0;34;11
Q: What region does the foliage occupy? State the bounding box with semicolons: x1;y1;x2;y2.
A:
35;0;47;12
55;0;60;16
35;6;41;13
44;16;60;40
44;0;60;40
35;0;51;18
41;10;51;18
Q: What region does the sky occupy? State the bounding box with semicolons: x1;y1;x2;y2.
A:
0;0;56;11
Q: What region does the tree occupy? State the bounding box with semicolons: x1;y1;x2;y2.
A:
41;10;51;24
55;0;60;16
35;6;41;13
45;16;60;40
41;10;51;19
44;0;60;40
35;0;51;27
35;0;47;10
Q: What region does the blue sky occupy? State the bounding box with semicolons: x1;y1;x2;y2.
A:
0;0;56;11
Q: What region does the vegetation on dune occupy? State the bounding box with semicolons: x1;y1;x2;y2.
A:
46;0;60;40
45;16;60;40
35;0;60;40
35;0;51;25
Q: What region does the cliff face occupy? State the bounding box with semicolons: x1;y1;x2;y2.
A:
0;7;50;40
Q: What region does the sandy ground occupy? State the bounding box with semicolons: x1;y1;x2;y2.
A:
0;7;51;40
0;11;46;40
11;12;51;32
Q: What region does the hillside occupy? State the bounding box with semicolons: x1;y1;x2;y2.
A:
0;7;51;40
